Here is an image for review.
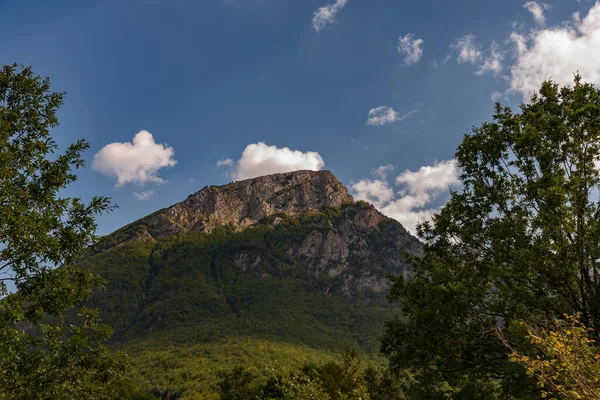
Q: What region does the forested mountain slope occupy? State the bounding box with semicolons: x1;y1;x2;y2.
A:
80;170;421;398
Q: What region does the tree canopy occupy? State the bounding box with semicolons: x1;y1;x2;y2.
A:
381;76;600;399
0;64;123;399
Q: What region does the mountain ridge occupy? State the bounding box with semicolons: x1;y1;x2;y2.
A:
99;170;358;250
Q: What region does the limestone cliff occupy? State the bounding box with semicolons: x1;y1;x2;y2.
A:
110;170;352;244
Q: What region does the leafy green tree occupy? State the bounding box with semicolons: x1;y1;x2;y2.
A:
308;346;367;400
381;76;600;398
216;366;263;400
362;367;408;400
0;64;124;399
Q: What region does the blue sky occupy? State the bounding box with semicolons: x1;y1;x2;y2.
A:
1;0;598;235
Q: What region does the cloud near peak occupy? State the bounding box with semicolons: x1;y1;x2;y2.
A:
217;142;325;181
92;130;177;187
352;160;460;235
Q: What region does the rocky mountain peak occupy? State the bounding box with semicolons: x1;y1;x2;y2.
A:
142;170;354;240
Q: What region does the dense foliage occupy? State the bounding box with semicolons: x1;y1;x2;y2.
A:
215;346;403;400
381;76;600;399
0;64;124;399
80;203;408;398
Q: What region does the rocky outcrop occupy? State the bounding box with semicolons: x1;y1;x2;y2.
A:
291;204;421;294
138;170;353;241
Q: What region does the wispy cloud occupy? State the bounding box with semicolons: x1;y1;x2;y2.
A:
452;34;482;63
216;158;234;168
523;1;548;26
312;0;348;32
397;33;424;65
133;190;154;201
476;41;504;75
367;106;417;126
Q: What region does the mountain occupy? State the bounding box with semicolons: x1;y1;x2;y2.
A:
80;170;422;399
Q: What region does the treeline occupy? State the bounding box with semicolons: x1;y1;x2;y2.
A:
215;346;404;400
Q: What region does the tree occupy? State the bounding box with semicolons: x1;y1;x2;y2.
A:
381;75;600;399
501;314;600;399
0;64;124;399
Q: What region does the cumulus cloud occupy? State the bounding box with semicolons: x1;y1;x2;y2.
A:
219;142;325;181
509;2;600;100
452;34;482;63
312;0;348;32
92;130;176;187
524;1;548;26
133;190;154;201
395;160;461;195
351;160;460;235
352;179;395;206
397;33;424;65
367;106;417;126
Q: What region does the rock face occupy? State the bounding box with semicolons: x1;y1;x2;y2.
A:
142;170;354;240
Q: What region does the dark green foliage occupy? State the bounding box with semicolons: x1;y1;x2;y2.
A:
307;346;364;399
363;367;408;400
79;202;412;398
381;76;600;398
216;347;383;400
217;366;263;400
0;64;124;399
126;336;339;399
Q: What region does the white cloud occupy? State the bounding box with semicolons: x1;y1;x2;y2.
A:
509;2;600;100
351;179;395;206
312;0;348;32
92;130;177;187
351;160;460;235
452;34;482;63
373;164;393;180
367;106;417;126
216;158;234;167
476;41;504;75
133;190;154;201
223;142;325;181
491;91;502;101
397;33;424;65
395;160;460;195
524;1;547;26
